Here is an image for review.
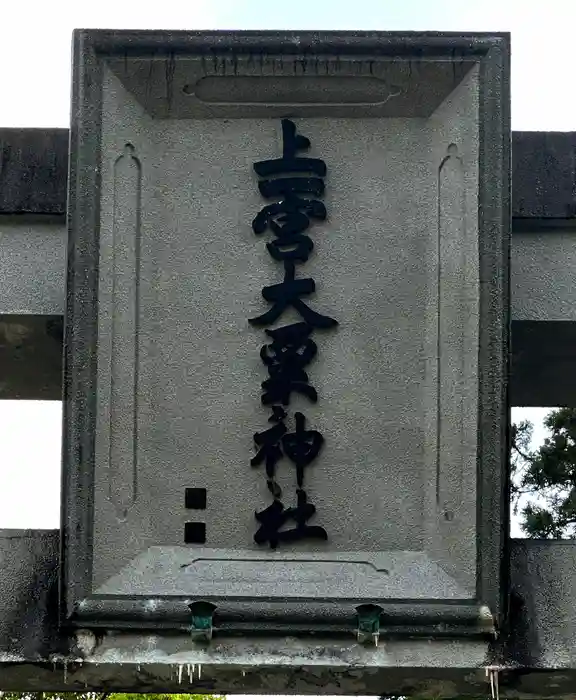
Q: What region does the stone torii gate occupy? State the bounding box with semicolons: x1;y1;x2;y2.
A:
1;121;576;695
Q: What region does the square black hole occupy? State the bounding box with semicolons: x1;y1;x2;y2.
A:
185;522;206;544
185;487;207;509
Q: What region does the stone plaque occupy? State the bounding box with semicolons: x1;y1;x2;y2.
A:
62;30;510;636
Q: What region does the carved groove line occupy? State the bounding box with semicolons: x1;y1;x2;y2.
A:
109;143;141;519
436;144;465;510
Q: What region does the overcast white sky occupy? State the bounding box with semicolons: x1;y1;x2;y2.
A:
0;0;573;530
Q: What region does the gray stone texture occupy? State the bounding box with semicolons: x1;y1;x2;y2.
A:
62;31;509;628
0;530;576;695
512;131;576;223
5;27;576;696
510;321;576;407
0;129;68;214
512;232;576;321
91;60;480;600
0;217;66;314
2;131;574;224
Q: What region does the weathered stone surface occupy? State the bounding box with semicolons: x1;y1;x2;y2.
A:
3;129;575;226
61;29;508;633
512;131;576;224
0;315;62;399
0;530;575;695
0;129;68;214
510;321;576;407
0;217;66;315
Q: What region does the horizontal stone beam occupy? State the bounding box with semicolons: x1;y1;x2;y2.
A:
1;130;576;404
0;312;566;407
1;129;575;226
0;129;68;215
0;133;574;693
512;131;576;226
0;529;571;695
510;321;576;407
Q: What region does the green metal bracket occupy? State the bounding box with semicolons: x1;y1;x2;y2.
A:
355;604;383;646
188;601;217;642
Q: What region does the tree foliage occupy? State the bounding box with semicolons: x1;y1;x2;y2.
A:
512;407;576;538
